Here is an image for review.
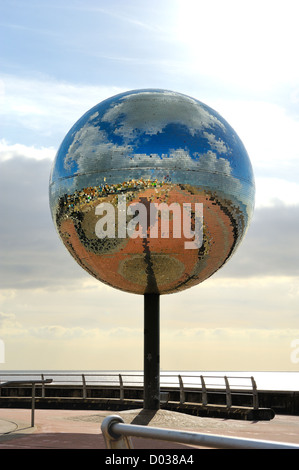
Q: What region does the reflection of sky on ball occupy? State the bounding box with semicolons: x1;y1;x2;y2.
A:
49;89;255;295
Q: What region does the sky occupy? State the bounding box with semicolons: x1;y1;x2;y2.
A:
1;0;299;372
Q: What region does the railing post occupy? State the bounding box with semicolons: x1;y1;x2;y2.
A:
178;375;185;404
82;374;87;398
31;383;36;427
41;374;45;398
200;375;208;406
251;376;259;410
224;376;232;408
119;374;124;401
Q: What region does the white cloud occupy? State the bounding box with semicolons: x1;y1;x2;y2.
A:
211;100;299;176
255;177;299;208
102;90;226;138
64;123;132;172
161;325;299;370
0;73;124;145
28;325;96;340
0;312;25;336
0;139;56;162
1;299;299;370
202;131;228;154
64;119;234;177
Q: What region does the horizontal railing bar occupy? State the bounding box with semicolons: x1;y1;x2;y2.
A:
0;379;52;387
101;416;299;450
0;375;256;387
0;373;255;379
0;373;259;409
0;377;255;386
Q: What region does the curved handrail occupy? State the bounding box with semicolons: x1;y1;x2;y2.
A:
101;414;299;449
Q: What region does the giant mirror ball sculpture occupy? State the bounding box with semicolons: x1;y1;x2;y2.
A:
49;89;255;295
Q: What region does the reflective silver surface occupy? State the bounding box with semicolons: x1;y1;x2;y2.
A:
49;89;255;294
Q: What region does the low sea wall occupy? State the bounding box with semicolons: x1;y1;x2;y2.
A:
1;383;297;419
257;390;299;415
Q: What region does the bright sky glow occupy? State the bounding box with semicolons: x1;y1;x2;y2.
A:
176;0;299;89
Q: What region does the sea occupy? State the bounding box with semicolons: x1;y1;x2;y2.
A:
0;370;299;391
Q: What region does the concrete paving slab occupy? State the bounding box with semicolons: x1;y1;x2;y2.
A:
0;408;299;449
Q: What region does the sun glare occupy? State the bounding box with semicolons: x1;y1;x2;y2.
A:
175;0;299;88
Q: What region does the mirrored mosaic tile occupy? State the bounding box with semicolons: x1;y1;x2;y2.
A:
49;89;255;295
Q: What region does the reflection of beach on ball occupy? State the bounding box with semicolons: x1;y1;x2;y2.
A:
49;89;255;295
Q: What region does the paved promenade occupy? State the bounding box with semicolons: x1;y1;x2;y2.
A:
1;408;299;449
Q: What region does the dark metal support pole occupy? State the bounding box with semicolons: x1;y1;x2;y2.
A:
31;383;36;427
143;293;160;410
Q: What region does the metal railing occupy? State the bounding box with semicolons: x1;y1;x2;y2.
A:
101;414;299;449
0;372;259;408
0;379;52;427
162;374;259;409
